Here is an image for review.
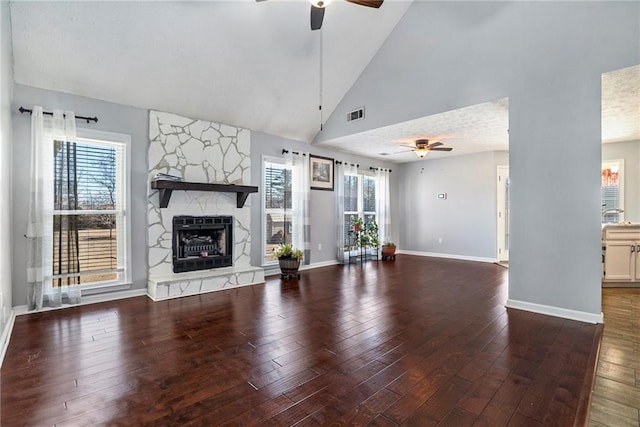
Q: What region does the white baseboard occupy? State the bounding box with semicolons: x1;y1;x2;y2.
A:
0;309;16;368
13;288;148;317
506;299;603;324
398;249;497;264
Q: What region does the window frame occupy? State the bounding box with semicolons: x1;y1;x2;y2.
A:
601;159;625;224
65;128;132;292
262;155;294;266
343;172;377;247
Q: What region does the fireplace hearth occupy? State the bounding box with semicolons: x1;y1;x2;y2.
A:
173;216;233;273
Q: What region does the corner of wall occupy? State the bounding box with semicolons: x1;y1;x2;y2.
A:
0;0;15;360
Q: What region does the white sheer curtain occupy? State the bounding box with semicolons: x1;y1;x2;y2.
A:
336;163;358;264
27;107;80;310
284;151;311;265
376;168;391;246
335;163;346;264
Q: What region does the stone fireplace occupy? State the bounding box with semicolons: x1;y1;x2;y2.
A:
147;111;264;300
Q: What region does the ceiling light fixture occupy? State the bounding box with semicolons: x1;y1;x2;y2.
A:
414;140;429;158
415;147;429;158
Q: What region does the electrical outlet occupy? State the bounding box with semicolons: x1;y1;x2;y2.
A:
318;243;322;251
438;238;443;244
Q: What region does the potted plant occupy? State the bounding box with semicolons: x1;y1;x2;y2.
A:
381;241;396;260
352;216;364;234
273;243;304;279
351;217;380;261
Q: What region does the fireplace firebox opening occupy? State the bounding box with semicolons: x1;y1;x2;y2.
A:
172;216;233;273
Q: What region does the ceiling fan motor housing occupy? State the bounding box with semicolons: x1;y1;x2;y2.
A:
415;139;430;149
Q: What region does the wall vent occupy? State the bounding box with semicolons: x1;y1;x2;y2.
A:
346;107;365;122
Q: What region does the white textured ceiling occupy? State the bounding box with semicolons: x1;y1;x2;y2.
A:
9;2;638;160
602;64;640;144
9;0;412;143
317;64;640;163
317;97;510;163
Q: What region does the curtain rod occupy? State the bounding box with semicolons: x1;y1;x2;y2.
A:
281;149;306;156
281;149;366;169
18;106;99;124
335;160;359;168
370;166;392;173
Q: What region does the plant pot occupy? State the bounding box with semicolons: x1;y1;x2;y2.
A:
278;257;301;279
381;246;396;260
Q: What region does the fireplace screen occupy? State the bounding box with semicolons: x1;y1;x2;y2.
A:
172;216;233;273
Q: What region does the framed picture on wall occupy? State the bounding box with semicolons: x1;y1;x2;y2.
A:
310;155;334;191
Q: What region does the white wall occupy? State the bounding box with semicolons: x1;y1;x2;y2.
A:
0;0;14;356
11;84;149;307
398;151;508;260
318;1;640;320
602;140;640;222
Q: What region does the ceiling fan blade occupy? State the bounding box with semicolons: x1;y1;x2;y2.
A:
429;147;453;151
310;5;325;30
381;149;412;155
345;0;384;8
427;141;443;148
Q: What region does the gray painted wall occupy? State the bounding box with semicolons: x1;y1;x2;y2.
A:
317;2;640;317
398;151;508;259
11;85;149;306
250;131;398;270
602;140;640;222
1;1;14;340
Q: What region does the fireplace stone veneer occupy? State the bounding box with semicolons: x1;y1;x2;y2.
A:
147;111;264;300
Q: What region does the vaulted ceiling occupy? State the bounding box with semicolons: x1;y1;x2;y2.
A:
9;0;412;143
9;1;640;163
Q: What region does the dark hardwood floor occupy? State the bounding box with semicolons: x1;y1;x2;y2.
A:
1;256;602;426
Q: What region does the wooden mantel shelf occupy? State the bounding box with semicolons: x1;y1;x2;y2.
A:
151;180;259;208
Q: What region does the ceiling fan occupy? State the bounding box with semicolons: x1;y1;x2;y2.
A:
256;0;384;31
399;139;453;158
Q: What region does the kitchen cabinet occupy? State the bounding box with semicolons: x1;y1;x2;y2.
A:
602;224;640;285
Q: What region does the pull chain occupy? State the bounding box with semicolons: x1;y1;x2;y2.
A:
319;28;324;131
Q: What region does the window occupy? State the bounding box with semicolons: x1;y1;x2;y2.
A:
52;129;130;289
601;160;624;223
343;173;377;248
263;157;293;264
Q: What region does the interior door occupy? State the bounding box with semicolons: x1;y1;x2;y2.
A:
497;166;510;262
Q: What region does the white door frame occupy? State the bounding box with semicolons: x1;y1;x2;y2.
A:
497;166;510;262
